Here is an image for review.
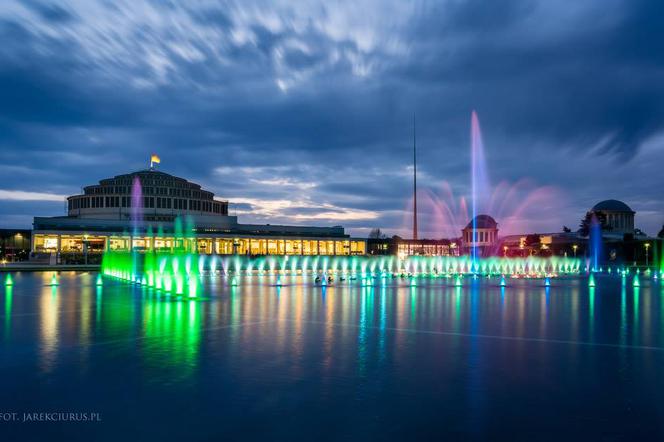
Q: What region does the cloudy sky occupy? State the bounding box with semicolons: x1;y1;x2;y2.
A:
1;0;663;237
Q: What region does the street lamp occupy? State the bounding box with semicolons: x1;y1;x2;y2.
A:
572;244;578;258
645;243;650;268
83;234;89;265
503;245;508;257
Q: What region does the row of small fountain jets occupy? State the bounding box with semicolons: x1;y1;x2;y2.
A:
29;253;652;296
1;265;658;295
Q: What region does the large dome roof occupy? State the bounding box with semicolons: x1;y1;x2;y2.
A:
465;214;498;229
592;199;633;213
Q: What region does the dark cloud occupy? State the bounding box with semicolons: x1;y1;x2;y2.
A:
0;0;662;236
25;2;75;23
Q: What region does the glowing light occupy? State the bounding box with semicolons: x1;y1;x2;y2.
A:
4;274;13;286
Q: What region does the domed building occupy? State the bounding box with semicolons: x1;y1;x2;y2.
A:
461;214;498;257
31;167;367;261
66;170;228;222
590;199;635;235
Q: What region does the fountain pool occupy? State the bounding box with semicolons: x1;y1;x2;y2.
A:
1;270;663;440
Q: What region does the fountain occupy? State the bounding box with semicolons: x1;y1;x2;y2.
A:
98;112;588;295
406;112;563;256
589;214;602;272
101;243;582;295
470;111;490;266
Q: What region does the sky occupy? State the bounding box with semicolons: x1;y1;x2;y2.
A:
0;0;663;238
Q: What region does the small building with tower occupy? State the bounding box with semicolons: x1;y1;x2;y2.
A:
461;214;498;257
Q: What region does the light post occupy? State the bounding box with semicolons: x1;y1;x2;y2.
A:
645;242;650;268
503;245;508;257
83;234;89;265
572;244;578;258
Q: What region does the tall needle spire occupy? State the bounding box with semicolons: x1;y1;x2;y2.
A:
413;113;418;240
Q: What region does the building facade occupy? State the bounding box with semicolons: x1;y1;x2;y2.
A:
367;237;457;257
67;170;229;222
589;199;635;235
32;169;366;263
461;214;498;257
0;229;31;262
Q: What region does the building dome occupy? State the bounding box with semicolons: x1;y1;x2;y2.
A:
592;199;633;213
464;214;498;230
590;200;635;235
66;168;229;222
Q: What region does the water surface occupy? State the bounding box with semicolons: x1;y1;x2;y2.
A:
1;272;663;440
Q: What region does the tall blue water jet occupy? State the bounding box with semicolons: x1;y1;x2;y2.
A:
589;213;602;272
470;111;490;269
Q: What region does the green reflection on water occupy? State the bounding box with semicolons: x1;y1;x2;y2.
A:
4;286;12;337
633;286;640;345
589;286;595;342
620;285;627;346
142;297;202;381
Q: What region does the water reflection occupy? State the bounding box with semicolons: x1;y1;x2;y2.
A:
4;286;12;337
142;298;202;384
39;285;60;373
2;273;663;392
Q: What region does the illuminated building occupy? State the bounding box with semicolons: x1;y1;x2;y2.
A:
31;169;366;263
588;199;635;236
499;232;580;258
0;229;31;262
461;214;498;257
367;238;457;257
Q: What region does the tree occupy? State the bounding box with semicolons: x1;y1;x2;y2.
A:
369;228;386;239
658;225;664;238
579;211;611;237
525;234;541;247
562;226;572;233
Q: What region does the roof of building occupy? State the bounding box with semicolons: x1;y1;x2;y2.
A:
592;199;634;213
98;169;203;189
464;214;498;229
32;216;349;238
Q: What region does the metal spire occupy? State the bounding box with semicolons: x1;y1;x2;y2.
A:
413;113;418;240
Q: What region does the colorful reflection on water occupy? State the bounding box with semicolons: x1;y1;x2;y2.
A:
1;272;664;440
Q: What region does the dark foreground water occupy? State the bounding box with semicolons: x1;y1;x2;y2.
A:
1;272;664;441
